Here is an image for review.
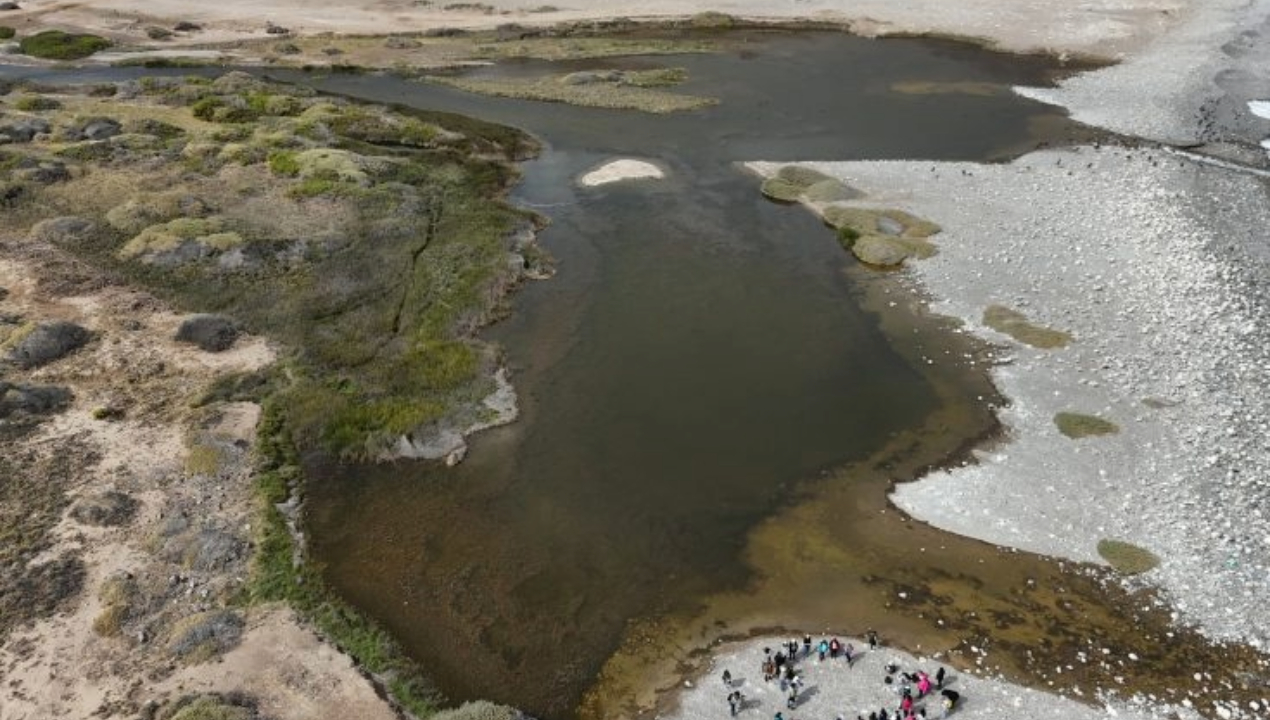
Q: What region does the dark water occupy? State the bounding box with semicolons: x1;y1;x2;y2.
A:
292;31;1097;719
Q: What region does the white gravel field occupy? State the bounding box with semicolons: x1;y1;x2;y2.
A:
751;144;1270;654
665;637;1202;720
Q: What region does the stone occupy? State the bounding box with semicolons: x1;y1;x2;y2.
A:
5;321;92;369
0;382;72;418
79;118;121;141
173;21;202;32
0;2;19;11
70;491;138;527
0;118;51;143
174;314;240;352
13;161;70;184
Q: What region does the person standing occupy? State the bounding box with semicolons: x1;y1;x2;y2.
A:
867;630;879;651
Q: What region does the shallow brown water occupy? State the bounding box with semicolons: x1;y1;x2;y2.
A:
295;30;1264;720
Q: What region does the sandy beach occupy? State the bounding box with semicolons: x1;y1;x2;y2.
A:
3;1;1269;719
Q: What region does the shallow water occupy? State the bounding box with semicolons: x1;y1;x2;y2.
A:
296;31;1102;718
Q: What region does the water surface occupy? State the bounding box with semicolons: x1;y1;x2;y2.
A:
299;31;1096;719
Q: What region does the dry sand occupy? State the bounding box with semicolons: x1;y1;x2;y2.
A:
2;0;1187;58
579;159;665;186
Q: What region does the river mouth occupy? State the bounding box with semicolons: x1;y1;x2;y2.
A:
298;30;1109;720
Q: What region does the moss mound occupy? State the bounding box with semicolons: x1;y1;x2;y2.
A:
1097;539;1159;575
803;178;860;203
106;193;211;234
118;217;242;262
1054;412;1119;439
760;165;842;202
0;26;15;41
983;305;1072;348
19;30;111;60
817;206;941;268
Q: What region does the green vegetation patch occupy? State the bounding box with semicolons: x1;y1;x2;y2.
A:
250;405;441;716
0;26;15;41
760;165;856;203
19;30;112;60
430;72;716;114
157;694;256;720
106;193;212;234
118;217;242;261
471;36;716;61
815;205;942;268
983;304;1073;348
1054;412;1120;439
13;95;62;111
689;11;738;28
92;573;137;637
1097;539;1159;575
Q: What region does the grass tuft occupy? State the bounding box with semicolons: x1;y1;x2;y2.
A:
19;30;111;60
1097;539;1159;575
1054;412;1119;439
983;305;1072;348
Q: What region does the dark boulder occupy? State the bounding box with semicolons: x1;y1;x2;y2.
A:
175;314;240;352
0;3;20;11
174;21;202;32
5;321;91;369
80;118;121;141
13;160;70;184
29;216;96;245
64;117;120;142
70;490;139;527
0;381;72;417
0;118;51;143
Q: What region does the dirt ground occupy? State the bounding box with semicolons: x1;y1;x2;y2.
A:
0;241;394;720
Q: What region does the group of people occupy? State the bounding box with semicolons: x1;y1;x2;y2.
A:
720;631;964;720
870;661;959;719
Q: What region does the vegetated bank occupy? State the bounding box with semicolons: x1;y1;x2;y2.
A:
0;70;546;716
